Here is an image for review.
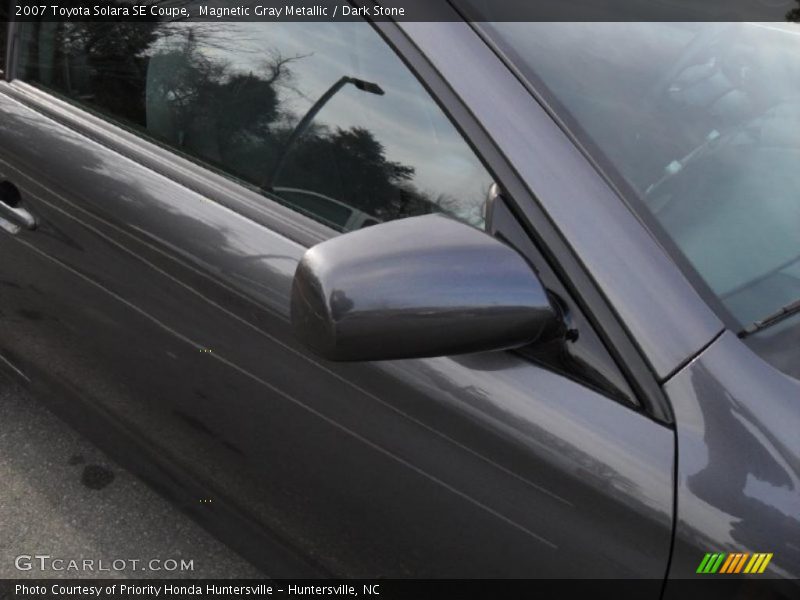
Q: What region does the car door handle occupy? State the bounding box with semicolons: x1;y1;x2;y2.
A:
0;181;36;231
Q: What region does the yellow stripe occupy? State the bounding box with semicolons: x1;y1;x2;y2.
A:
734;553;749;573
720;554;736;573
758;553;773;573
744;554;760;573
748;554;764;573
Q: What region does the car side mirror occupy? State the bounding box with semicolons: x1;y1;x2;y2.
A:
290;214;561;361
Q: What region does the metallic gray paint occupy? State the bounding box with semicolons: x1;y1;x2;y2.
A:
398;20;724;380
664;331;800;584
2;17;795;586
291;214;558;361
0;81;674;578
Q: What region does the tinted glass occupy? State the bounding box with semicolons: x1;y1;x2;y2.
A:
482;22;800;330
14;14;492;232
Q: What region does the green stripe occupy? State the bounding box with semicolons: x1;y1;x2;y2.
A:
702;553;718;573
709;553;726;573
696;553;713;573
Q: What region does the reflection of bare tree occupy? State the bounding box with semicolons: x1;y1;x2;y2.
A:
52;20;161;123
22;14;481;231
277;126;416;219
146;29;303;156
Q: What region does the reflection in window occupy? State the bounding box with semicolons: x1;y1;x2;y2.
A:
16;12;492;232
0;9;7;72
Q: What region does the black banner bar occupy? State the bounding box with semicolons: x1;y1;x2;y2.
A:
3;0;800;22
2;579;800;600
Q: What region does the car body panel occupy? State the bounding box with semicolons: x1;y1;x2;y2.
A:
0;78;675;578
664;331;800;585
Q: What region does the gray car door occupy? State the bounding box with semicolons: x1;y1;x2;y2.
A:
0;16;674;578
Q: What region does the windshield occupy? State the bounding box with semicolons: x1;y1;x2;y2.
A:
478;22;800;332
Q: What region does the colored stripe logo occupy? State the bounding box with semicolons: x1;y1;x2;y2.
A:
697;552;773;574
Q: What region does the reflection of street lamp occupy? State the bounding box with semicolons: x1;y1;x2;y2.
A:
263;76;385;191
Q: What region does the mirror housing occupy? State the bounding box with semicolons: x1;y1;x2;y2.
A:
290;214;560;361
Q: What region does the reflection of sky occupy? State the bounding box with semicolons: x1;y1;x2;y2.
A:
162;20;492;222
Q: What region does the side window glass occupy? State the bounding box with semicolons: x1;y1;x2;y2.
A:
15;14;493;231
0;10;7;74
